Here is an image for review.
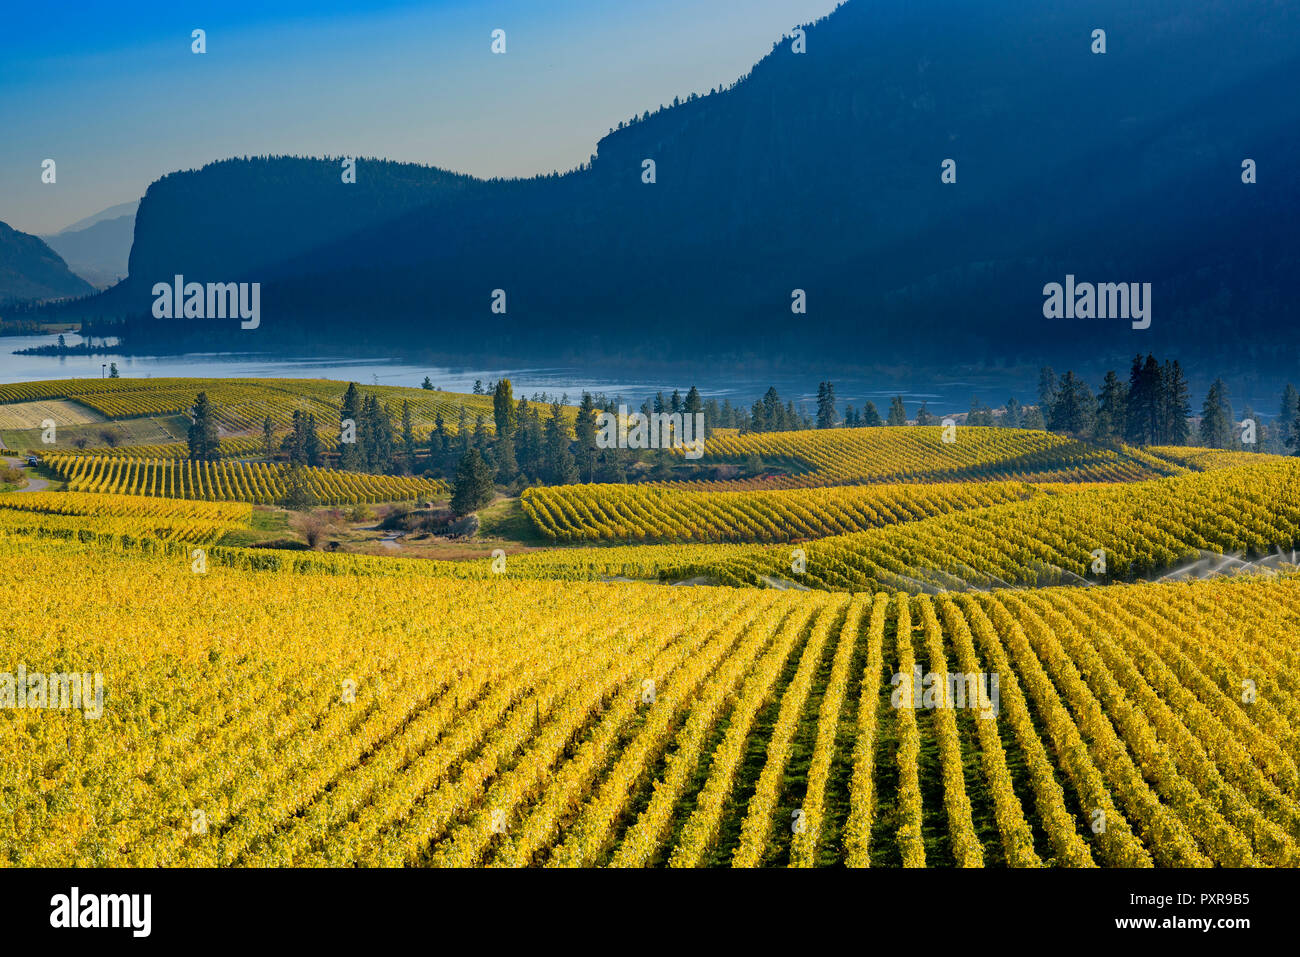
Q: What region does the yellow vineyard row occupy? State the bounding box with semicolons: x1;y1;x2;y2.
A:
672;426;1184;489
42;453;446;505
3;534;1298;867
665;460;1300;590
521;480;1051;544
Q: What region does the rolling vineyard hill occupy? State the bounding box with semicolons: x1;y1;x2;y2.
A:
15;460;1289;588
4;534;1299;868
664;461;1300;591
674;426;1185;489
522;480;1054;544
0;491;253;546
48;437;270;460
4;375;1297;869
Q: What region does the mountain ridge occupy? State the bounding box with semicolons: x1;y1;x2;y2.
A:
0;221;97;304
41;0;1300;378
40;214;135;289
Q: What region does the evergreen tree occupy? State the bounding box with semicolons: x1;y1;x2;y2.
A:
843;405;857;427
473;414;492;456
861;401;883;427
109;362;119;378
421;376;434;390
1124;355;1162;445
785;400;800;430
670;389;683;415
1282;384;1300;454
456;406;471;454
1160;360;1192;445
430;412;449;470
356;400;373;469
1003;397;1022;429
574;392;598;449
304;413;321;467
815;381;837;428
450;449;496;515
262;416;275;460
967;396;994;427
1122;355;1145;444
574;393;599;482
1021;406;1046;430
684;386;703;418
702;395;719;438
517;400;544;477
493;379;517;437
1281;385;1299;437
1049;371;1094;436
494;427;518;484
282;411;305;464
915;402;936;426
761;387;783;431
187;392;220;462
1199;378;1233;449
719;399;735;430
543;402;578;484
360;395;395;472
887;395;907;426
1038;367;1059;424
339;382;363;470
1093;370;1127;444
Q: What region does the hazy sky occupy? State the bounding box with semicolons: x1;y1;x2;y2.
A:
1;0;842;234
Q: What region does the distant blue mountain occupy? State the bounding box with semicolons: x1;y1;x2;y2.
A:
41;210;136;289
54;0;1300;378
0;221;96;304
52;200;138;236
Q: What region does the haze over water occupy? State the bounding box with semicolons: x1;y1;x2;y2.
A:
0;332;1016;414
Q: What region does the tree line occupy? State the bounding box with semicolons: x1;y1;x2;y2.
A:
793;357;1296;453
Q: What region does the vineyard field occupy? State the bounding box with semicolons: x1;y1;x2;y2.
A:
11;460;1293;589
43;453;447;505
666;461;1300;591
4;536;1299;868
0;492;253;545
522;480;1055;544
673;426;1185;489
3;375;1297;871
0;399;105;430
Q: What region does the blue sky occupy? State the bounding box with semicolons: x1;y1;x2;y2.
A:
1;0;842;234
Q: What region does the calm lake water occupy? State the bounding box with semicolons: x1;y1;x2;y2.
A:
1;332;1033;413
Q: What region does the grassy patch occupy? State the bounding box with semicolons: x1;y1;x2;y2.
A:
250;508;290;533
215;506;292;547
1;415;186;452
477;496;545;543
0;399;105;431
